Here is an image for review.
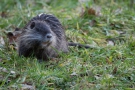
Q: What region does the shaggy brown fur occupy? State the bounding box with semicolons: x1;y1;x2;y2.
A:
7;13;92;61
17;13;69;60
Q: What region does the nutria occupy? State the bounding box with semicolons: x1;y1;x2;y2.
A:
7;13;91;61
18;13;69;60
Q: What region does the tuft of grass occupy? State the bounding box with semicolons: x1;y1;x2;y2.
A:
0;0;135;89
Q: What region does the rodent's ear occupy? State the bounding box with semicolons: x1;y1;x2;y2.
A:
30;21;36;29
7;32;14;37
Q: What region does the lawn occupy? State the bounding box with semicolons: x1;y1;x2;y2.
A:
0;0;135;89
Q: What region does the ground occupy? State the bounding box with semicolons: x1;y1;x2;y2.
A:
0;0;135;89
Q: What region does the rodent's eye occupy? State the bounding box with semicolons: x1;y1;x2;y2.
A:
30;22;35;29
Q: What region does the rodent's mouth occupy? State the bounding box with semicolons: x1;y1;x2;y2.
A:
42;39;52;44
42;41;49;44
42;40;52;47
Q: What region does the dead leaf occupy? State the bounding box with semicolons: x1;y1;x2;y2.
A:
113;8;123;15
1;11;8;18
0;58;2;62
0;67;8;73
81;6;102;17
106;56;113;64
107;40;115;46
70;72;77;76
89;20;97;27
10;70;16;74
0;36;5;45
112;67;117;74
10;84;35;90
88;8;96;15
20;84;35;90
7;28;22;49
0;67;16;76
94;74;101;80
115;30;126;35
105;74;114;79
70;72;78;77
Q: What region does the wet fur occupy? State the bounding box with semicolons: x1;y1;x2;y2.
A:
18;14;69;60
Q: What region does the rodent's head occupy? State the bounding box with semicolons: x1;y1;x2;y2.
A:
19;21;56;49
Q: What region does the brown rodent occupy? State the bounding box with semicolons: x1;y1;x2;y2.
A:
7;13;91;61
17;13;69;60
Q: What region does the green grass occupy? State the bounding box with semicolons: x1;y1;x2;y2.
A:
0;0;135;89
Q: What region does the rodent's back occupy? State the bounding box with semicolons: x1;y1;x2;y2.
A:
18;13;69;60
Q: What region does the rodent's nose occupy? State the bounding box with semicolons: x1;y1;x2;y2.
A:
46;33;52;39
43;33;53;43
